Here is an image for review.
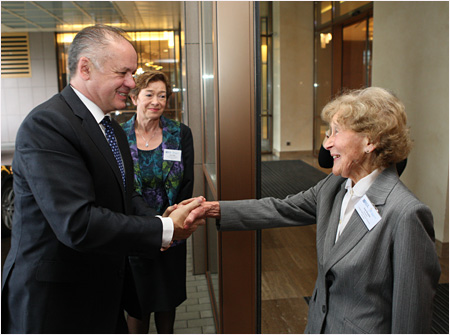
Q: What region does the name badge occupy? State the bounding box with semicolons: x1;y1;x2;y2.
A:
163;149;182;162
355;194;381;231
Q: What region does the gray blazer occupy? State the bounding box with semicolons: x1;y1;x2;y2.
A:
218;166;440;333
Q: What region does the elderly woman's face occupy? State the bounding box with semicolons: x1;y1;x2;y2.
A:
132;80;167;121
324;113;374;184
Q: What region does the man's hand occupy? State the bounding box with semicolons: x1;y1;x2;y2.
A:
169;197;205;241
181;200;221;228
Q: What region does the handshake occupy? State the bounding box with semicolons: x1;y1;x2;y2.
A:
164;197;221;241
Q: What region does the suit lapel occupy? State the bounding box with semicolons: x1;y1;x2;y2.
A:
321;183;346;263
61;86;126;193
324;212;369;271
323;166;398;272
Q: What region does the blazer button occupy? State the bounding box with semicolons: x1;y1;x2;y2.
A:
322;305;327;313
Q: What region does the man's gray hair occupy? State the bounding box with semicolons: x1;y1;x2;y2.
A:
68;24;132;77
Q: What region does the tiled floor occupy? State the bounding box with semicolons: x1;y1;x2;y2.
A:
148;238;216;334
1;236;216;334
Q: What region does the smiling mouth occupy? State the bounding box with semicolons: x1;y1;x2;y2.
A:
332;155;341;160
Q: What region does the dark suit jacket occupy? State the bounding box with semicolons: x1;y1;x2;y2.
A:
218;166;441;333
1;86;165;333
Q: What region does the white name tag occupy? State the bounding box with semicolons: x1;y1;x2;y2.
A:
355;194;381;231
163;149;182;162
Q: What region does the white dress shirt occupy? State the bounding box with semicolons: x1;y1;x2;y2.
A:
71;85;173;247
335;168;382;242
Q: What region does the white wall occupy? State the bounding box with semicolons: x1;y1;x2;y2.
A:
1;32;58;149
372;2;449;243
272;2;314;155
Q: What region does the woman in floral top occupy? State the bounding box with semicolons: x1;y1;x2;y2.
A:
121;71;194;333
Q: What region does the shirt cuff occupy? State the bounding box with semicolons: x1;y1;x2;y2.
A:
157;216;174;248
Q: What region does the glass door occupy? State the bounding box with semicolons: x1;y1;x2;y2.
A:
342;17;373;89
313;27;333;155
260;2;273;154
199;1;220;330
313;1;373;156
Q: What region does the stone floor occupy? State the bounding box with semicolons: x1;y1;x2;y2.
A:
148;238;216;334
1;235;216;334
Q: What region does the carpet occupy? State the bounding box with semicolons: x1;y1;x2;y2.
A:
261;160;327;198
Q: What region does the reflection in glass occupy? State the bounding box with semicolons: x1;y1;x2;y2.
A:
336;1;371;17
316;1;332;26
342;17;372;89
201;1;217;188
260;2;273;154
201;2;219;331
366;17;373;86
205;179;219;332
313;28;333;154
206;214;219;304
56;31;182;120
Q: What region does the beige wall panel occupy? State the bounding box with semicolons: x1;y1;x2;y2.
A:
372;2;449;243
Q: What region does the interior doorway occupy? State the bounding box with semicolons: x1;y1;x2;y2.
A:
260;2;273;154
313;1;373;156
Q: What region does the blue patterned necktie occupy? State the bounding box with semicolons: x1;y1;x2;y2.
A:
101;116;126;188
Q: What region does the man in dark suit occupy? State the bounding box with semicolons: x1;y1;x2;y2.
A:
1;25;202;334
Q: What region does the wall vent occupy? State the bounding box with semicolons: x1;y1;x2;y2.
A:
1;33;32;78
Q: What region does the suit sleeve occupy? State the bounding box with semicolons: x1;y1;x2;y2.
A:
391;203;441;333
217;177;327;231
15;108;163;256
175;124;194;203
131;191;158;217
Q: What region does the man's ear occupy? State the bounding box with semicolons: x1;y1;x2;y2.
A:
77;57;92;80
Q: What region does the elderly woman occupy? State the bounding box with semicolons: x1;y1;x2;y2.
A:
121;70;194;333
185;87;440;333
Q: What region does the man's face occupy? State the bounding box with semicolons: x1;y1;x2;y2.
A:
87;39;137;113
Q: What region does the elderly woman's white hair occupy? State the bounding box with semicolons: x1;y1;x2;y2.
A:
321;87;412;169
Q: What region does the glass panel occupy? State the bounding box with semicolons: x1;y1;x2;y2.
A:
316;1;332;26
56;31;182;120
201;1;217;189
336;1;371;17
313;28;333;154
205;182;219;318
342;18;369;90
366;17;373;86
132;31;182;120
260;1;273;154
201;2;219;331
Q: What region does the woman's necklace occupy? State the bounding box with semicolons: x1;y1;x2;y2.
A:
137;128;158;148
